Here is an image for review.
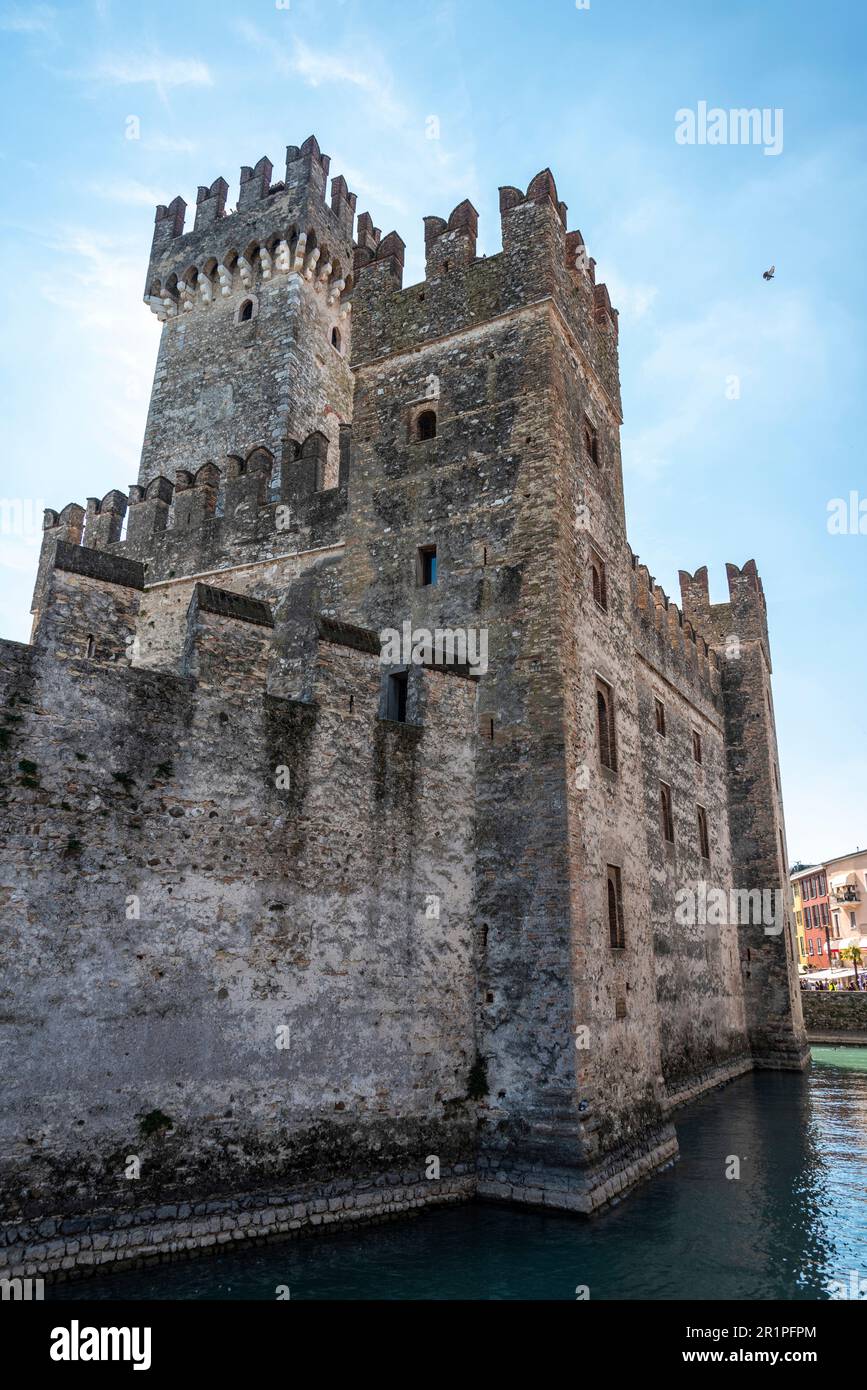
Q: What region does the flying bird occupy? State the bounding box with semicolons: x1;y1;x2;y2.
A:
762;265;775;281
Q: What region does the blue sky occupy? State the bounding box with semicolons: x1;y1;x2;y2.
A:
0;0;864;863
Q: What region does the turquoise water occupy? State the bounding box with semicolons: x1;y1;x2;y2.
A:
53;1049;867;1301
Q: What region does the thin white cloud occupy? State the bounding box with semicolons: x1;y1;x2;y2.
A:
624;294;826;481
37;227;158;470
291;38;387;97
0;4;58;38
328;155;410;218
0;535;43;576
602;272;658;323
143;133;198;155
89;178;167;207
229;22;481;272
89;52;213;93
233;22;408;128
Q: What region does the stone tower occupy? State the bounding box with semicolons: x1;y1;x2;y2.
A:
344;170;684;1206
141;136;354;492
0;136;807;1284
342;163;806;1204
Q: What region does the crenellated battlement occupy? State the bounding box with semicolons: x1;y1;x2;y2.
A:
634;555;773;688
630;551;722;699
152;135;344;244
33;432;350;609
423;199;479;277
499;168;569;229
679;560;772;665
147;134;355;319
139;137;356;500
350;166;620;413
352;220;405;286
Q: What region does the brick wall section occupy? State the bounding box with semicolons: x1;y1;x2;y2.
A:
630;600;749;1091
679;565;808;1068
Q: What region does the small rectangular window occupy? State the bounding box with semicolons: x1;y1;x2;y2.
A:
660;781;675;843
697;805;710;860
385;671;409;723
596;677;617;772
607;865;625;949
417;544;437;587
692;730;702;764
655;698;666;737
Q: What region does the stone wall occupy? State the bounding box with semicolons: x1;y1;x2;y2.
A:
0;565;479;1253
680;565;807;1069
1;1172;475;1284
631;632;749;1090
802;991;867;1036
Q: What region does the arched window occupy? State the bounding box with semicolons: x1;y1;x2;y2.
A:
583;416;600;467
655;698;666;736
417;410;437;441
331;326;342;352
590;549;607;610
86;635;96;659
697;805;710;860
607;865;625;948
596;677;616;771
660;781;675;843
239;299;254;322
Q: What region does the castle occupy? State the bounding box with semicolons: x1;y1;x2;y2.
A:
0;135;807;1281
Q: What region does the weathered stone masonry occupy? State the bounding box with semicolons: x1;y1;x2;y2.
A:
0;134;807;1281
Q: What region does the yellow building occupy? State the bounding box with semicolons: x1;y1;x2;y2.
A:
791;875;808;971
